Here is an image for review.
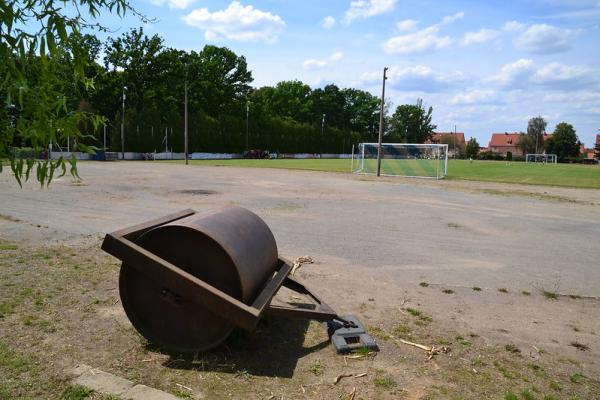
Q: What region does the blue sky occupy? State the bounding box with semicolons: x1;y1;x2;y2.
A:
93;0;600;147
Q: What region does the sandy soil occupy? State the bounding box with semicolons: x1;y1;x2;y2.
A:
1;161;599;399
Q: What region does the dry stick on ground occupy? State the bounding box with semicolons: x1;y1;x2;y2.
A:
291;255;314;275
382;328;450;360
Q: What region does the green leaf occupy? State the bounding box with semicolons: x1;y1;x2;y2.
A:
39;36;46;57
10;158;23;188
37;161;49;188
46;30;56;53
56;157;66;178
25;158;35;182
47;161;57;188
69;154;81;181
56;19;68;42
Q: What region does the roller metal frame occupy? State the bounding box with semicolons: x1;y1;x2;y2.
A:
101;209;339;333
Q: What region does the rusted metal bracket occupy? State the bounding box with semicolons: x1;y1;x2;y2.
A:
102;209;340;332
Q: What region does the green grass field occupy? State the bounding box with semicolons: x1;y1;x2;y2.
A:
177;158;600;189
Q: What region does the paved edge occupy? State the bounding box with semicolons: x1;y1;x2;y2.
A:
68;364;180;400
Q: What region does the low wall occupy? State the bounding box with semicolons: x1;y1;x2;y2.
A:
49;151;353;160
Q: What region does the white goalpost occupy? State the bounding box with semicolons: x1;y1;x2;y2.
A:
526;154;557;164
351;143;448;179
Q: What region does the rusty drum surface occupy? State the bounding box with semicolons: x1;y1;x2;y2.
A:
119;206;279;352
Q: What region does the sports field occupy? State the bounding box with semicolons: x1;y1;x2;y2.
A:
178;158;600;189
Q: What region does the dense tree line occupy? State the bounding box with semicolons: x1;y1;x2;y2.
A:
2;28;389;156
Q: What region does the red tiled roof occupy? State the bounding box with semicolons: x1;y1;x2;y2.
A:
489;133;522;147
428;132;466;145
488;132;552;147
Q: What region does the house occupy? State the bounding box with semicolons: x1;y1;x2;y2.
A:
488;132;552;156
427;131;465;156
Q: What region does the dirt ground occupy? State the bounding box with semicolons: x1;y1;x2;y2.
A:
1;161;599;399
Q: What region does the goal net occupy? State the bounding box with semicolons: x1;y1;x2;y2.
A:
352;143;448;179
526;154;557;164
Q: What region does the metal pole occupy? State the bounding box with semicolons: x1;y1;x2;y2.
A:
185;81;189;165
376;67;388;177
246;101;249;150
121;86;127;160
165;127;168;153
321;113;325;156
103;125;106;151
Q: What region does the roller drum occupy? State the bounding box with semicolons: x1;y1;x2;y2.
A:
119;206;278;352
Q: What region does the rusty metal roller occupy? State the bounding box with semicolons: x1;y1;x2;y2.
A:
119;206;278;352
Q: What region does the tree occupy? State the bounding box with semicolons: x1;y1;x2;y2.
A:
545;122;580;162
527;116;547;154
465;138;479;159
517;132;534;156
389;99;436;143
595;139;600;160
1;0;147;186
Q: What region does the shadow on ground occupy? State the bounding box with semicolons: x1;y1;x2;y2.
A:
151;317;328;378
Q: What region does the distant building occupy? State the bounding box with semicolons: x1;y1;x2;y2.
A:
427;131;465;156
488;132;552;156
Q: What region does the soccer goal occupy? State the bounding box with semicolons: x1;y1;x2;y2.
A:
351;143;448;179
526;154;557;164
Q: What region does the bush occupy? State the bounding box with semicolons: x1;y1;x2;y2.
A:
477;150;504;160
10;147;44;159
506;151;512;161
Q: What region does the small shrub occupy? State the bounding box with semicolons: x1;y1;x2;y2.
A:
498;288;508;293
521;290;531;296
504;391;518;400
549;381;561;391
442;289;454;294
520;388;536;400
419;282;429;287
308;359;324;375
373;374;396;389
61;385;93;400
505;344;521;353
472;286;482;291
406;307;422;317
542;290;558;300
569;373;584;383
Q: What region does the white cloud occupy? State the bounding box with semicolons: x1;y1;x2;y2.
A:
441;11;464;25
303;51;344;70
487;58;534;86
486;59;598;91
303;59;327;70
531;62;597;88
514;24;580;54
344;0;397;24
360;65;464;92
182;1;285;43
383;25;452;54
329;51;344;61
451;90;496;104
151;0;196;9
382;12;463;54
462;29;500;46
321;16;336;29
396;19;418;31
503;20;525;32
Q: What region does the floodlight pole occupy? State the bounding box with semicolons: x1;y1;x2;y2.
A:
103;124;107;151
246;101;250;150
121;86;127;160
184;81;188;165
376;67;388;177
